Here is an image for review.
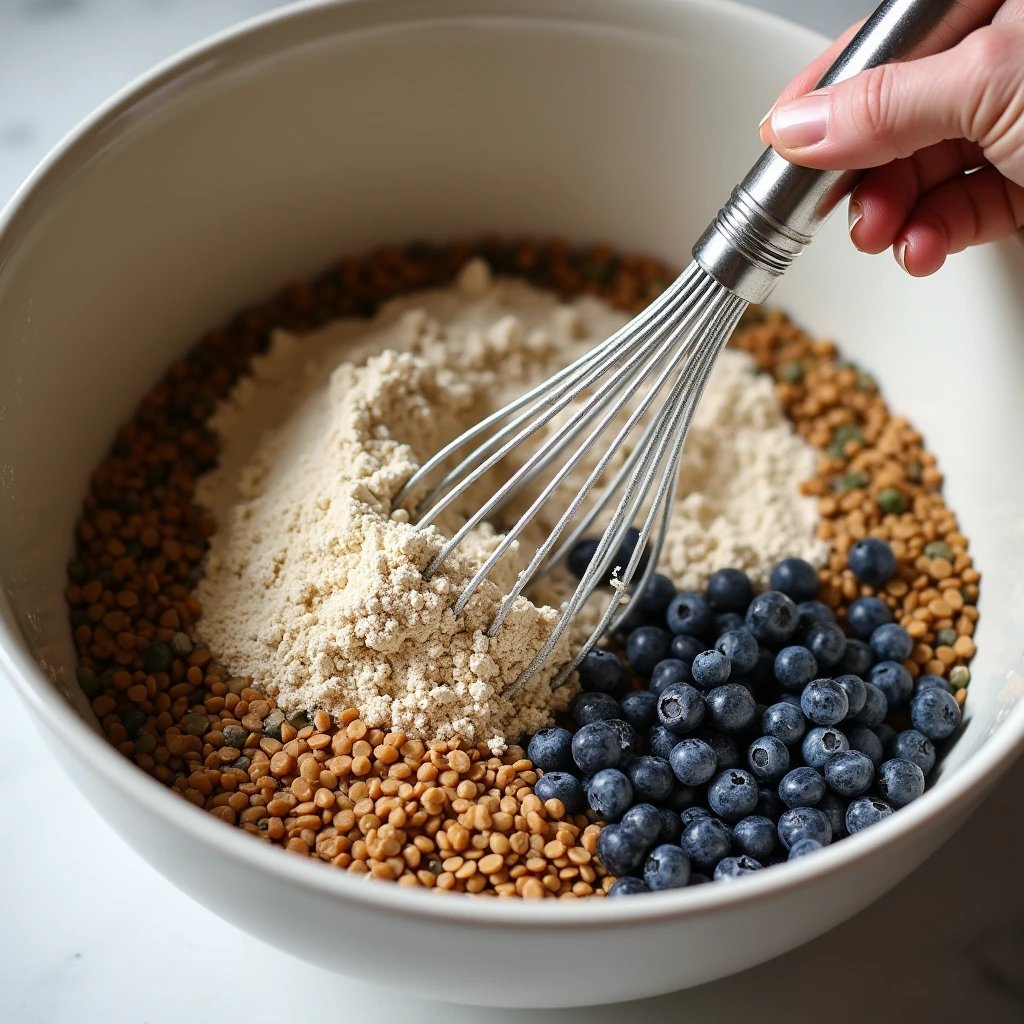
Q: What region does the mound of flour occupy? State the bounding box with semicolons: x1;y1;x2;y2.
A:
195;260;824;750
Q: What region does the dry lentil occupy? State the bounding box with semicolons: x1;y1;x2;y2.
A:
66;238;979;897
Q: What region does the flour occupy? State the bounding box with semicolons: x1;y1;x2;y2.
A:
195;259;825;750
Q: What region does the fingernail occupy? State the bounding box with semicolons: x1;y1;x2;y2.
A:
848;200;863;250
771;91;830;148
895;239;909;272
758;106;774;130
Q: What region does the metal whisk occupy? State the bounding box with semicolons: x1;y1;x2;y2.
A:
394;0;996;695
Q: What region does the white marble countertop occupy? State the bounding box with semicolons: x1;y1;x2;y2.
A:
2;2;1023;1021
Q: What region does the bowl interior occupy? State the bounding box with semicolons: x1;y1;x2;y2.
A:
2;0;1023;792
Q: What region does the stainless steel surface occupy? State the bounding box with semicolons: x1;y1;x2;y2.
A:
694;0;1004;302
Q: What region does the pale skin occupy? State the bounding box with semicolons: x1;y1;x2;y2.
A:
759;1;1024;277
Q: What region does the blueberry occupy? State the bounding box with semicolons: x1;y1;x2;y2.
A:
626;626;673;677
649;724;679;761
533;771;585;813
605;719;639;761
620;690;659;731
845;725;884;767
688;872;711;886
746;735;790;782
597;823;649;876
854;682;889;727
705;684;757;734
527;727;573;772
818;792;849;839
669;634;706;664
777;806;832;850
712;611;747;637
611;528;650;580
769;558;819;602
571;691;622;726
876;758;925;808
679;806;711;830
847;596;892;640
797;600;836;633
612;609;647;646
714;629;759;674
873;723;897;751
731;815;777;861
847;538;897;586
802;726;850;769
756;786;784;821
620;802;664;850
824;750;875;797
910;687;961;740
774;646;819;692
834;673;867;718
704;731;742;770
845;795;894;834
567;538;600;580
706;568;753;611
779;692;802;707
649;659;694;697
571;721;622;775
607;876;650;897
669;738;718;786
787;837;823;860
714;855;763;880
745;590;800;645
778;767;826;809
587;768;634;820
915;674;953;695
870;623;913;663
692;649;732;688
837;638;875;678
801;679;850;726
890;729;936;775
707;769;759;822
644;844;692;890
634;572;677;619
680;816;732;871
626;755;675;803
578;649;628;697
658;807;684;845
748;647;778;689
762;702;807;747
803;621;847;670
656;684;706;735
869;661;913;707
666;592;714;638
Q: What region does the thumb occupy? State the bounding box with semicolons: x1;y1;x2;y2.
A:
760;21;1024;175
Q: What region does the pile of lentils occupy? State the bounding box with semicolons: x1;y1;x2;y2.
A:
527;537;964;894
64;237;978;898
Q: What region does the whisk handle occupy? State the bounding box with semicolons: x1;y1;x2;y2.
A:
693;0;1005;304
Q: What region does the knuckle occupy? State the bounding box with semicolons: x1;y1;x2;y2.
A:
959;25;1024;146
854;65;899;146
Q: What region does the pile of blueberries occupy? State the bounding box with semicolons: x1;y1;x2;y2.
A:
527;535;963;895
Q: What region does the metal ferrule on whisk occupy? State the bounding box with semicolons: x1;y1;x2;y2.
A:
695;0;999;305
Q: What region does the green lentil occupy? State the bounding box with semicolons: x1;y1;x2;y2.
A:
142;642;173;674
949;666;971;688
923;541;954;562
285;708;310;730
833;471;868;492
180;713;210;736
121;708;147;735
777;359;806;383
935;628;958;648
232;756;251;772
263;709;286;740
832;424;865;447
67;559;88;583
222;724;249;748
134;732;157;755
170;632;193;657
877;487;908;514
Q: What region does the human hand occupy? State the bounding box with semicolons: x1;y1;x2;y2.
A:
759;2;1024;276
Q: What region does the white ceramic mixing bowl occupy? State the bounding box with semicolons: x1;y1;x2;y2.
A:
2;0;1023;1008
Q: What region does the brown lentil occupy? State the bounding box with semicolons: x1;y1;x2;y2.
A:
732;307;979;687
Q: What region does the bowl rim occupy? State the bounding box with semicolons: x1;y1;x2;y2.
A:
3;0;1024;928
